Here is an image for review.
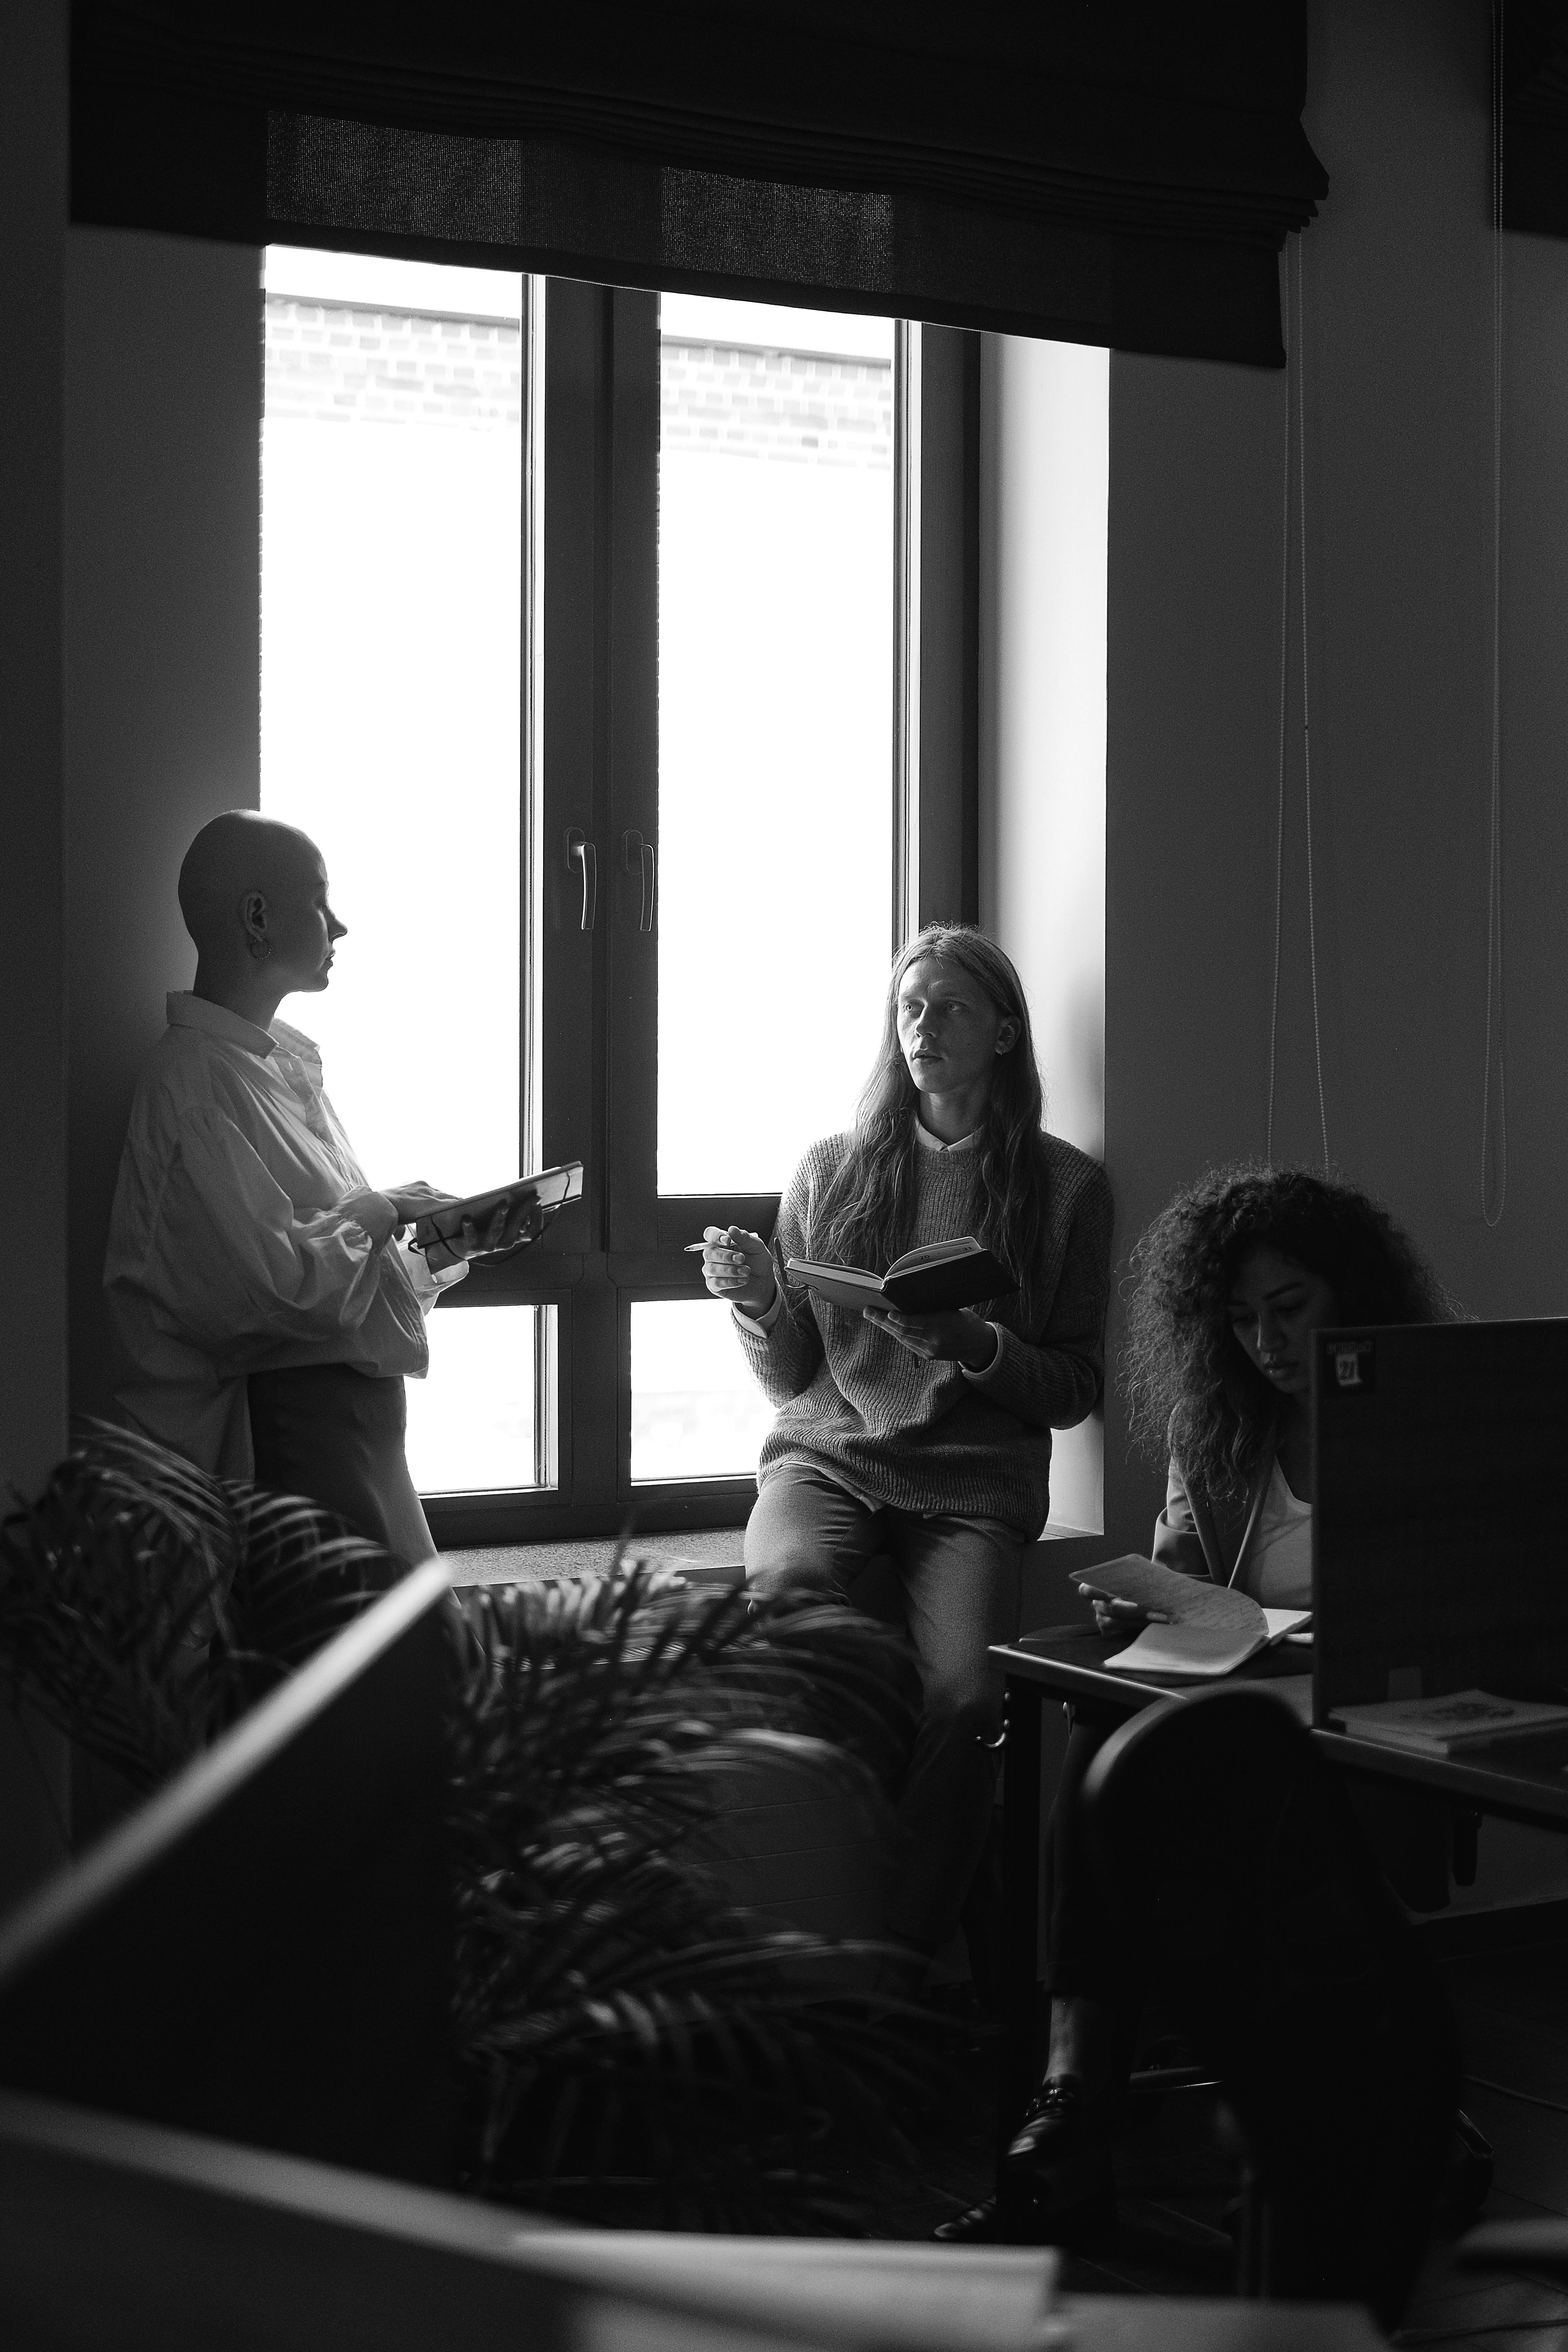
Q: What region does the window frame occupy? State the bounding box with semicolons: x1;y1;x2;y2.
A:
422;281;979;1549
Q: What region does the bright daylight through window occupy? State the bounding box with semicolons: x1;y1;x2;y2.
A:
260;245;543;1497
262;256;904;1511
655;296;894;1197
631;296;896;1484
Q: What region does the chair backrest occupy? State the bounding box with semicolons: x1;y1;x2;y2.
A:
1080;1684;1457;2329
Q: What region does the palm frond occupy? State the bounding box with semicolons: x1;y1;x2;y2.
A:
2;1442;960;2233
0;1421;394;1788
446;1559;950;2228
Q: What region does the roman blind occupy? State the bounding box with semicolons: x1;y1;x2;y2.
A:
1504;2;1568;236
72;1;1327;366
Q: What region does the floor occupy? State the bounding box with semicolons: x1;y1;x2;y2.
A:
852;1916;1568;2348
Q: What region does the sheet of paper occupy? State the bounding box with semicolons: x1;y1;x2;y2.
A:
1076;1553;1264;1635
1263;1608;1313;1642
1079;1553;1282;1678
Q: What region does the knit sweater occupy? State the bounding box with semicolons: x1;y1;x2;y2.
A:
735;1129;1113;1539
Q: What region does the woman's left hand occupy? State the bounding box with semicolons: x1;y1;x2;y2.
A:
862;1304;998;1370
423;1196;539;1273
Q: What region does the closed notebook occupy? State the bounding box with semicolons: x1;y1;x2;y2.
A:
785;1236;1014;1315
1331;1689;1568;1755
1086;1554;1312;1679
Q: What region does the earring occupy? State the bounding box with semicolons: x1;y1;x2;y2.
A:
248;936;272;963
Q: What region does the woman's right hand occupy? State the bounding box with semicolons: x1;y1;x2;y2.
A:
384;1180;461;1227
1075;1583;1169;1639
700;1225;776;1317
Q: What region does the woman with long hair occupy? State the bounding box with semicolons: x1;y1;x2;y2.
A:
698;922;1113;1967
940;1163;1451;2244
1124;1165;1450;1597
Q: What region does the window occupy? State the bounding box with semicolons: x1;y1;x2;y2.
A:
655;298;894;1197
261;248;553;1497
263;255;975;1543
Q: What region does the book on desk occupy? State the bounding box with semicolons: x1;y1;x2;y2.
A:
1330;1689;1568;1757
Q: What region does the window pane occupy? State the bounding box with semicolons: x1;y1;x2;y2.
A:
630;1299;775;1484
657;296;894;1195
260;245;523;1199
262;248;541;1498
406;1305;549;1494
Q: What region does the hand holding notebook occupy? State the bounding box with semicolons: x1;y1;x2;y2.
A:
408;1159;583;1259
1077;1554;1311;1678
785;1236;1014;1315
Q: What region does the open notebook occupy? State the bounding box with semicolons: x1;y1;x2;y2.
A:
785;1236;1013;1315
1081;1554;1311;1678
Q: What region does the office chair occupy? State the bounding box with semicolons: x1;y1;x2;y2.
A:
1080;1683;1460;2329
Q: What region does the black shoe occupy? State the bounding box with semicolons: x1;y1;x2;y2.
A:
932;2166;1118;2251
934;2193;1009;2244
1008;2073;1120;2176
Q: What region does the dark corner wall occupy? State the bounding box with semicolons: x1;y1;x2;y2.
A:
0;220;260;1909
0;0;70;1911
64;230;263;1427
1104;0;1568;1554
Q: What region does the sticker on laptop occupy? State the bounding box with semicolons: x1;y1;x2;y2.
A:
1327;1337;1376;1395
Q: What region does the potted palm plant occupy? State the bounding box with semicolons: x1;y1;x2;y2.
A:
0;1426;944;2231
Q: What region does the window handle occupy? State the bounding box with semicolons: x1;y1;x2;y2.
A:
566;828;597;932
623;829;656;933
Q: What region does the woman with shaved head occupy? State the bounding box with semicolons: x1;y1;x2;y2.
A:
104;810;528;1566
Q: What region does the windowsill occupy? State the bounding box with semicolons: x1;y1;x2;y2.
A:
444;1525;747;1590
444;1519;1101;1590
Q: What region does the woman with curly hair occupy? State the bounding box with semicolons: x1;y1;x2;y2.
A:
1123;1165;1450;1604
697;923;1113;1968
939;1164;1449;2245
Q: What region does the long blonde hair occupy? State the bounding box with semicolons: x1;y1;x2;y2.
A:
810;925;1054;1325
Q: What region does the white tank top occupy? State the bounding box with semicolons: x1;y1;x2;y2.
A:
1237;1461;1313;1610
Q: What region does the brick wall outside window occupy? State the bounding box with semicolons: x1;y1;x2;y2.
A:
264;295;523;429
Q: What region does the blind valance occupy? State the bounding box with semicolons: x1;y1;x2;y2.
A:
72;2;1327;366
1504;2;1568;237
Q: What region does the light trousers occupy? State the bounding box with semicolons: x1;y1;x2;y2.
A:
745;1464;1023;1950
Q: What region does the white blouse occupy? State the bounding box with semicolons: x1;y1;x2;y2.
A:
1236;1459;1314;1610
105;992;465;1480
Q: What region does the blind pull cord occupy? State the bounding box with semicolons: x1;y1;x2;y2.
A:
1266;233;1291;1169
1482;0;1508;1229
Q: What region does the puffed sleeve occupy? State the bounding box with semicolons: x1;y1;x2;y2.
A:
397;1230;469;1314
144;1106;397;1364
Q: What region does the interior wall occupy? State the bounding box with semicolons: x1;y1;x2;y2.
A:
979;333;1109;1536
64;228;264;1428
0;0;72;1913
1103;0;1568;1907
1104;0;1568;1553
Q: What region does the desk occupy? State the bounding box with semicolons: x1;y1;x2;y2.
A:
990;1625;1568;2191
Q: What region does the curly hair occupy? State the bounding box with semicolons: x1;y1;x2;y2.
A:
1120;1164;1453;1504
810;922;1057;1326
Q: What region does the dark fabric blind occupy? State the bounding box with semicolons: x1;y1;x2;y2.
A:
1504;2;1568;237
71;2;1327;366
